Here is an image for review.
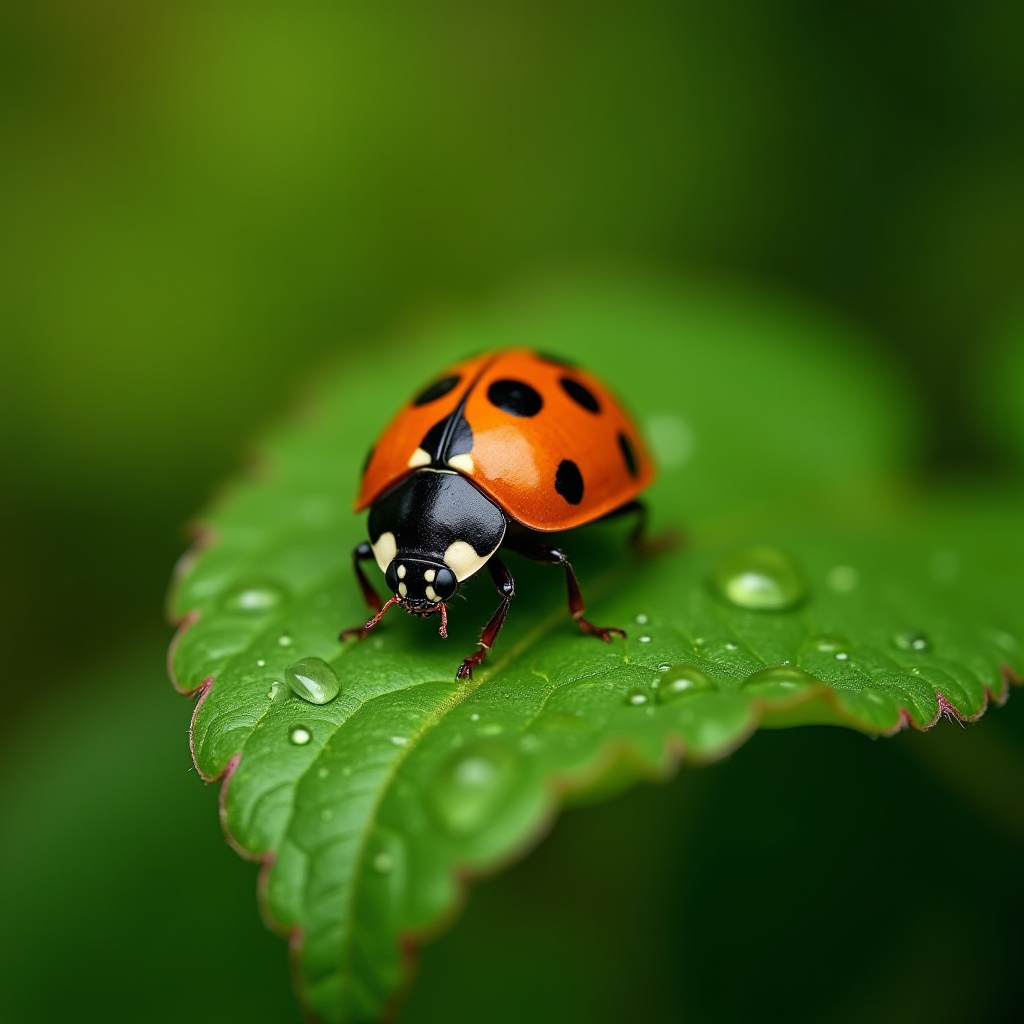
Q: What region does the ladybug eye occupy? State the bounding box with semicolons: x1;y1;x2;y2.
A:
433;567;457;600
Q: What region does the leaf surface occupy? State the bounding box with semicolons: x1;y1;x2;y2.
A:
169;282;1023;1023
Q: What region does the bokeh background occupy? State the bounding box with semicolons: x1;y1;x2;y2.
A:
2;4;1022;1023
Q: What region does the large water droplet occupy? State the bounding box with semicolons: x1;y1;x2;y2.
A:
221;582;286;614
658;665;714;702
743;665;818;692
893;631;930;652
711;545;807;611
427;741;521;837
289;725;311;746
284;657;340;705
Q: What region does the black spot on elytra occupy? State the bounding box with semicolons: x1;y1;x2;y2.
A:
413;375;461;406
559;376;601;413
487;379;543;417
536;351;578;369
420;413;474;462
555;459;585;505
618;432;639;478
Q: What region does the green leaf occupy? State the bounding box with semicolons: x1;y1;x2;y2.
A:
168;282;1022;1024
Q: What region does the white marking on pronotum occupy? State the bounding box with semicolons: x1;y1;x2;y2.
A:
408;448;431;469
372;531;397;573
424;569;436;583
397;564;406;579
425;585;438;602
448;453;474;474
398;582;408;598
444;538;501;582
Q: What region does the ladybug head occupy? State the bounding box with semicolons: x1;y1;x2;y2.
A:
384;557;457;615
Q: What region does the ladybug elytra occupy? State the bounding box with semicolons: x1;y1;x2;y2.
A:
341;349;657;679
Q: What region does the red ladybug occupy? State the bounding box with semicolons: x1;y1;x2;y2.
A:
342;349;657;679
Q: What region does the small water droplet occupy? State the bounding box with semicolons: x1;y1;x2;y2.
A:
743;665;818;691
711;545;807;611
426;741;521;837
626;689;650;706
808;634;850;655
372;851;393;873
289;726;311;746
638;635;651;644
694;637;706;646
658;663;671;673
657;665;714;702
893;631;930;653
725;642;739;651
256;658;266;668
391;735;408;746
635;613;649;625
266;681;283;700
317;767;329;780
835;652;849;661
221;582;286;614
827;565;859;594
477;722;504;736
469;713;480;722
285;657;340;705
277;634;293;647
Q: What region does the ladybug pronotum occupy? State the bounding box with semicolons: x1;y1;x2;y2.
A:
341;349;657;679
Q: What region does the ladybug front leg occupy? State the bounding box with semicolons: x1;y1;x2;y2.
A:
456;556;515;681
505;537;625;643
340;541;384;642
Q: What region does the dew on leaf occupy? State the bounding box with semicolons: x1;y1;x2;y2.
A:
626;689;649;706
807;634;851;655
638;635;651;643
827;565;859;594
711;544;807;611
743;665;818;692
657;665;714;702
635;613;649;625
277;634;293;647
256;658;266;667
289;726;312;746
285;656;340;705
266;681;283;701
658;662;671;672
426;741;521;837
469;713;480;722
390;736;409;747
317;767;329;780
893;631;930;652
221;582;286;615
836;652;849;661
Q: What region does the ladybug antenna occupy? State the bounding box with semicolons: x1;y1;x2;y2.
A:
438;602;448;639
363;597;398;633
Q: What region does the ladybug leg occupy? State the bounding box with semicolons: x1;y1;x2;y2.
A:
603;500;681;556
456;556;515;681
505;538;625;643
340;541;385;642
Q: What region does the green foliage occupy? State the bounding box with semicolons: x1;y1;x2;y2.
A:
169;283;1023;1023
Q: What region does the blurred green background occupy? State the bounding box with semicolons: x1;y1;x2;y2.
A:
1;4;1022;1023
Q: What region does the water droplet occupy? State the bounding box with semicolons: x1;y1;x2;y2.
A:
266;680;283;701
694;637;706;646
469;713;480;722
635;613;649;625
284;657;340;705
743;665;818;692
808;634;850;655
317;767;329;780
645;413;694;468
372;851;393;873
277;634;293;647
289;726;311;746
725;642;739;651
477;722;504;736
657;665;714;702
658;663;671;673
256;658;266;668
711;545;807;611
626;689;650;706
893;631;930;653
390;735;408;746
835;652;849;661
827;565;859;594
638;635;651;644
426;741;521;837
221;582;286;615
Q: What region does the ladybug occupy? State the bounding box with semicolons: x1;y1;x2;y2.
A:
341;349;657;679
